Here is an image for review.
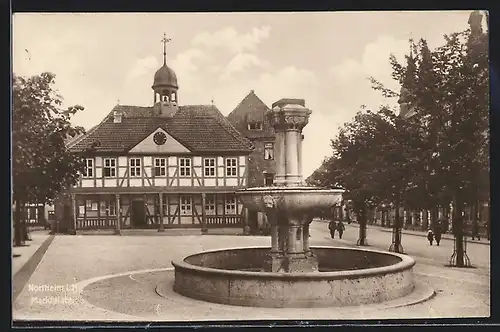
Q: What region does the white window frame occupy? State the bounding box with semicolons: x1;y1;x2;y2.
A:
129;158;141;177
205;194;215;214
108;199;117;216
179;158;191;177
86;200;98;211
204;158;216;177
99;199;117;216
225;195;237;214
154;158;166;177
225;158;237;177
264;142;274;160
180;195;192;215
103;158;117;178
83;158;94;178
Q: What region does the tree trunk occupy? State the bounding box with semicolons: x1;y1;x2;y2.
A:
357;207;367;246
453;197;465;267
389;201;403;253
339;201;344;221
14;199;23;247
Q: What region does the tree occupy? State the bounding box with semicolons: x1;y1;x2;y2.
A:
369;12;489;267
13;72;88;245
329;109;396;245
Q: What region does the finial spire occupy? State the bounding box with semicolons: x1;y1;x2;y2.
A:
161;33;171;65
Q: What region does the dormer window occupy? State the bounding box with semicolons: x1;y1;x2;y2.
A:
248;121;263;130
113;111;123;123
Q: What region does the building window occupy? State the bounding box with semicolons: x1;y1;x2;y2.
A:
225;158;237;177
204;158;216;177
83;158;94;178
205;194;215;213
248;122;263;130
264;173;274;186
154;158;166;177
225;195;237;214
104;158;116;178
100;199;117;216
179;158;191;177
130;158;141;177
264;142;274;160
86;200;98;211
180;195;192;214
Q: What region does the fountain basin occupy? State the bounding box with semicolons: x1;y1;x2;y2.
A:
236;186;344;214
172;246;415;308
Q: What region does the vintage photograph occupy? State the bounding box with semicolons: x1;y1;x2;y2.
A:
12;11;489;323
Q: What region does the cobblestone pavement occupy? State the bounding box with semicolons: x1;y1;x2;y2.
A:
12;228;490;322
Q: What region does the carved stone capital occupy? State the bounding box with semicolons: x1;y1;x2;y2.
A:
283;115;309;130
263;195;277;209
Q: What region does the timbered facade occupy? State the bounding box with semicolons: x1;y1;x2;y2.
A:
62;53;254;232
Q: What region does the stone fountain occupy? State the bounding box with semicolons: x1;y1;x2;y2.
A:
237;98;344;273
170;98;416;308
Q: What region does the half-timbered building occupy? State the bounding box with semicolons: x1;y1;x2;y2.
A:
61;47;253;233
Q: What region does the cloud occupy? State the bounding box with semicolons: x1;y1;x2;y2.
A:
192;26;271;55
329;35;408;87
126;56;159;83
220;53;270;80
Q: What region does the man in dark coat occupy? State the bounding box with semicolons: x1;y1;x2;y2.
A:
328;220;336;239
434;222;442;246
337;220;345;239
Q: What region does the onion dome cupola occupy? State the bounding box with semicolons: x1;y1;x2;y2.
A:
152;33;179;105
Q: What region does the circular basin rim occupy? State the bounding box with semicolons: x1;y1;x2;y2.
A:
171;246;415;279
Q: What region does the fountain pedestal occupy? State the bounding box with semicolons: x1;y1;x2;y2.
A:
262;206;318;272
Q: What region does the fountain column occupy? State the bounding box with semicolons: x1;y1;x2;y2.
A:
287;225;298;253
284;128;301;186
303;223;310;252
298;134;304;184
270;225;279;253
274;131;286;186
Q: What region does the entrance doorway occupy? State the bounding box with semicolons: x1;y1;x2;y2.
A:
131;200;146;228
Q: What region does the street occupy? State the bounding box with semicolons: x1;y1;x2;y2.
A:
309;221;490;270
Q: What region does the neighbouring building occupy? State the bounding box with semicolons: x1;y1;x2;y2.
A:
56;45;254;233
227;90;276;233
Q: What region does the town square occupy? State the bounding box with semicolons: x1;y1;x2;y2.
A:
12;11;489;323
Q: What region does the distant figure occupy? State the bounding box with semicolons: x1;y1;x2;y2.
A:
336;221;345;239
434;223;442;246
328;220;337;239
427;229;434;245
471;219;480;241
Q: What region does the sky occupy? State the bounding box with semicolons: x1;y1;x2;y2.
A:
12;11;487;178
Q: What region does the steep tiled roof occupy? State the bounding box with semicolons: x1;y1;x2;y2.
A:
226;90;275;139
69;104;253;153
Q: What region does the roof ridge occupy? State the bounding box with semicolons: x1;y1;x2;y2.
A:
66;108;115;149
209;105;254;150
227;90;270;120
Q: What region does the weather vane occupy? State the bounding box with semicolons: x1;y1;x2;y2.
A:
161;32;172;65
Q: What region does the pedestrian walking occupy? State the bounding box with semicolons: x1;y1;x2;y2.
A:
328;220;336;239
434;223;442;246
471;219;480;241
427;229;434;245
336;220;345;239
